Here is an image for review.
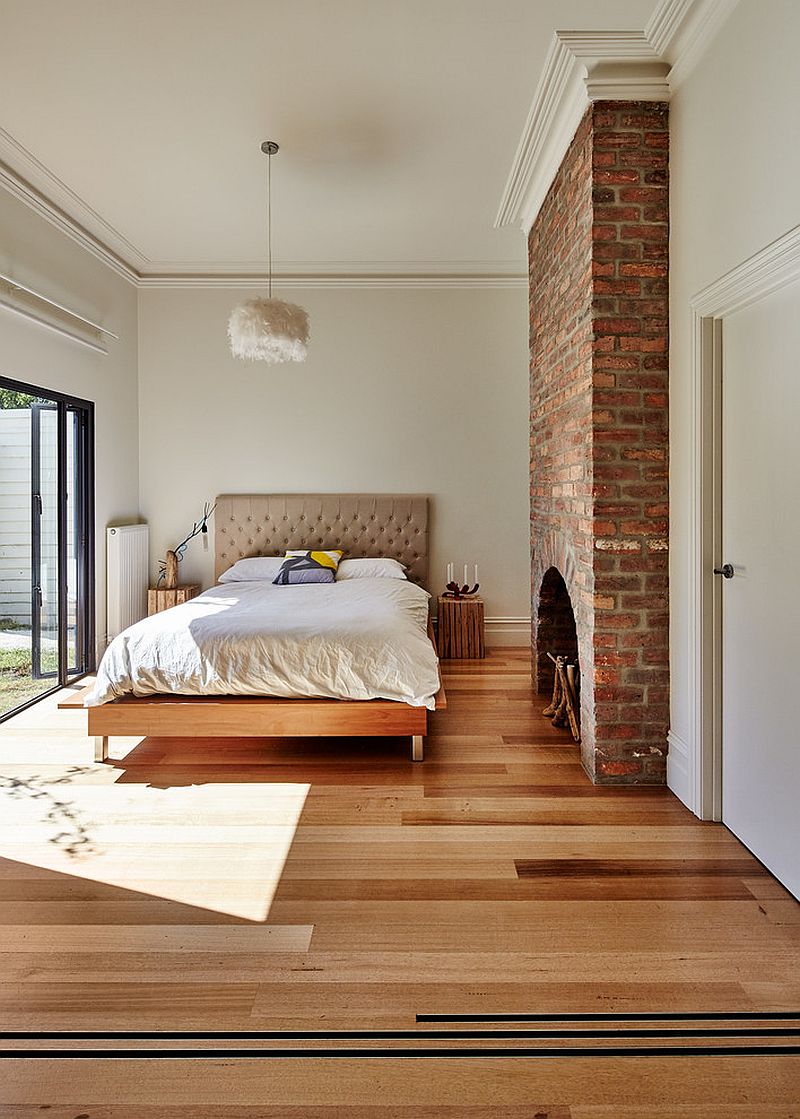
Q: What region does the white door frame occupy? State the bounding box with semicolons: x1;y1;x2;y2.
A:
684;224;800;820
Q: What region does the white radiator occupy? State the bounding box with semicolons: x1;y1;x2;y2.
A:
106;524;149;641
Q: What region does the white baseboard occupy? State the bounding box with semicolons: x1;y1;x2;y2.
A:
485;616;531;647
666;728;693;810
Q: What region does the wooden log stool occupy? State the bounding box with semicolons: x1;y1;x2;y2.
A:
437;595;485;659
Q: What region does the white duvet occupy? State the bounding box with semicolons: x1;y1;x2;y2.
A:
86;578;440;709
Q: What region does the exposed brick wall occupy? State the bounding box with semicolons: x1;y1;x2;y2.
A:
529;101;669;785
529;108;597;753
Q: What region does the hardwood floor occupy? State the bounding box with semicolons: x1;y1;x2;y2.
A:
0;648;798;1114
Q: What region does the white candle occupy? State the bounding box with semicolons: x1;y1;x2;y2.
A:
463;564;468;586
447;563;452;583
474;563;478;584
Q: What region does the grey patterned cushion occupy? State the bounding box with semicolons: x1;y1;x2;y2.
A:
273;549;343;585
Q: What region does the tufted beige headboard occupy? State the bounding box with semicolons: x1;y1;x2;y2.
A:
215;494;429;587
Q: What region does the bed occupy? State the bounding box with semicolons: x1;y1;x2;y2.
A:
79;494;445;762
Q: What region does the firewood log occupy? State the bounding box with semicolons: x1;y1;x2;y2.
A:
542;656;561;716
563;662;581;742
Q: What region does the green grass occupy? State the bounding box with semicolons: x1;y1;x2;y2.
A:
0;648;34;673
0;645;59;715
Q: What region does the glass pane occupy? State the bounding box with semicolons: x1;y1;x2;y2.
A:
66;409;80;674
35;405;59;680
0;388;60;715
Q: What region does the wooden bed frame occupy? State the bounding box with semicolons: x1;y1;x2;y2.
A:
74;494;445;762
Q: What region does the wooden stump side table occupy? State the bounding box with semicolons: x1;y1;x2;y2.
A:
147;584;201;616
437;595;485;659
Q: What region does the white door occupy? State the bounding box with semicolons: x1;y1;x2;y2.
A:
721;279;800;898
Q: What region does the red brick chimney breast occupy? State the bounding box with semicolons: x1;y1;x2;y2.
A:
529;101;669;784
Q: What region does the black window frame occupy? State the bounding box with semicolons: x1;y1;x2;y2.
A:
0;374;95;722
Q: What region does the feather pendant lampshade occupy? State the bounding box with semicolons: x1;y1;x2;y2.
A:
228;297;309;362
228;141;309;363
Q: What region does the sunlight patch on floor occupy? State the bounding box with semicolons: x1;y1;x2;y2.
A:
0;688;311;921
0;774;310;921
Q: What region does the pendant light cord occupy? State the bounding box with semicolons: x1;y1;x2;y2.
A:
267;149;273;298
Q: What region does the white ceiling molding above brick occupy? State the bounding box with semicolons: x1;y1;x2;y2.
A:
495;0;741;234
493;32;669;234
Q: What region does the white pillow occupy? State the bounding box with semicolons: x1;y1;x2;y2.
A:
218;556;284;583
336;558;407;581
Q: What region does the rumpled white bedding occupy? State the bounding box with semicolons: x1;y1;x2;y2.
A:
86;578;440;709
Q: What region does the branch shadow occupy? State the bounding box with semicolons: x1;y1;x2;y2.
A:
0;768;99;858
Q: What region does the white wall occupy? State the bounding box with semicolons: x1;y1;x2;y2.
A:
0;189;140;655
138;286;530;634
669;1;800;759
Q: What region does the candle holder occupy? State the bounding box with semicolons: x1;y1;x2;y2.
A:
442;580;480;599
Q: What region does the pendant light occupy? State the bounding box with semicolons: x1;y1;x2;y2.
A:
228;141;309;363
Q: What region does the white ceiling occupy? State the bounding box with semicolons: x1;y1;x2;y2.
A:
0;0;656;276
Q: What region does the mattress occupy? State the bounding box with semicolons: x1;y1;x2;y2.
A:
86;578;440;709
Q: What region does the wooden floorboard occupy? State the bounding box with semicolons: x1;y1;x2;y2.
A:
0;648;798;1113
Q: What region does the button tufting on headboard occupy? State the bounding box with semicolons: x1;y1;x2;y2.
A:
214;494;430;587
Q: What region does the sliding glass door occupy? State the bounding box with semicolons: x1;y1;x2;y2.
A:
0;377;93;719
30;401;58;681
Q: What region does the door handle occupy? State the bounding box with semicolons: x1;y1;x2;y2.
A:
713;563;734;579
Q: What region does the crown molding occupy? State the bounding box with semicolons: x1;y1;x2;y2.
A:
137;262;527;290
647;0;740;87
141;258;523;276
0;130;146;283
645;0;697;55
0;158;140;286
0;1;741;282
556;30;654;59
494;31;668;234
493;34;584;232
584;62;670;101
0;147;524;289
496;0;741;234
0;129;525;289
135;269;532;290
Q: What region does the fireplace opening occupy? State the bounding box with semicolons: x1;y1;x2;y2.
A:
536;567;579;695
536;566;580;740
